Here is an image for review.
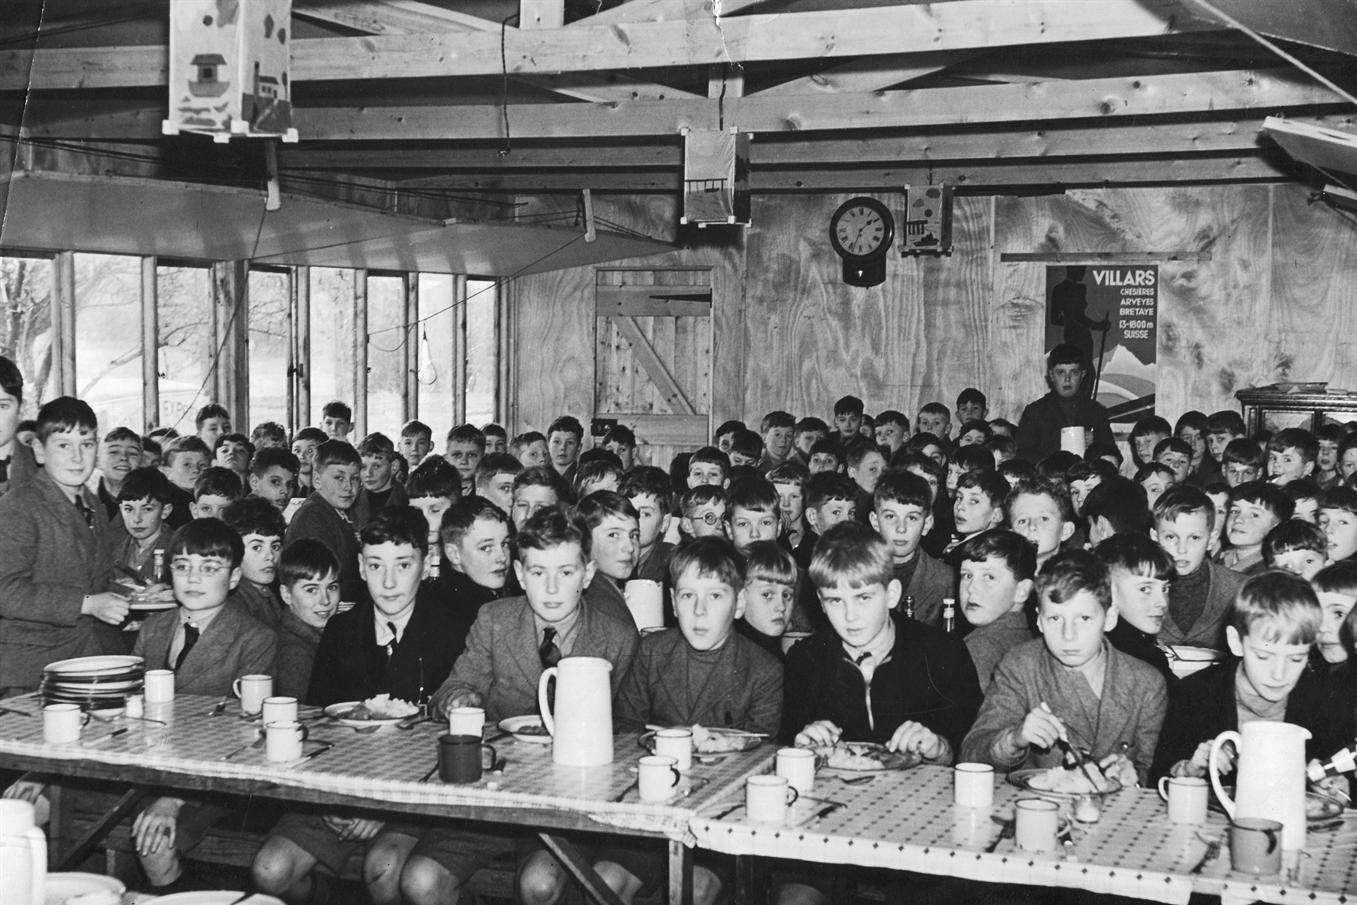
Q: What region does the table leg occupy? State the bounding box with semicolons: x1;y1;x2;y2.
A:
536;831;627;905
733;854;753;905
667;838;692;905
57;787;149;870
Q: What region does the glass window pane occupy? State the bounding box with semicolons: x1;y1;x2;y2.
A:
248;268;291;433
366;275;405;439
74;253;143;433
416;274;455;441
157;264;213;430
0;256;57;416
309;268;355;426
465;279;497;426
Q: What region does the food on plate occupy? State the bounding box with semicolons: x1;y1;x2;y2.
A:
514;722;550;737
810;742;887;771
342;694;420;720
65;893;122;905
1027;764;1112;794
689;725;753;753
1307;793;1342;820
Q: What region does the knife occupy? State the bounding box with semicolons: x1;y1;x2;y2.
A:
985;818;1015;853
295;742;334;763
1190;837;1222;874
812;802;844;822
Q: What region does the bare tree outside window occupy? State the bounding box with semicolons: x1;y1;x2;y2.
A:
0;257;56;415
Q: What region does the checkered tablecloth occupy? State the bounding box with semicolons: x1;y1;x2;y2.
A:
689;764;1357;905
0;694;769;843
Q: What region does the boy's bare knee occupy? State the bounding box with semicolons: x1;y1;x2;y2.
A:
250;837;311;895
363;834;415;903
593;860;642;902
518;850;568;905
401;854;460;905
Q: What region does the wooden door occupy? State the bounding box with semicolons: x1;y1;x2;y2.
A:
595;268;712;471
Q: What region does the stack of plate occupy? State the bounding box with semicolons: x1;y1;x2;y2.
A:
41;654;145;710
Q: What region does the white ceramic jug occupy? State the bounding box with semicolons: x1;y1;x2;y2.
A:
0;798;46;905
1209;721;1311;852
538;656;614;766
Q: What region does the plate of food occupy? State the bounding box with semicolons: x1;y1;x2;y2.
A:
1009;765;1122;798
810;741;921;773
639;725;766;756
498;715;552;744
324;694;421;728
43;871;126;905
1208;788;1346;828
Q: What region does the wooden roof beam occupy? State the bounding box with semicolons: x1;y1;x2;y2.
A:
756;52;982;97
0;0;1213;90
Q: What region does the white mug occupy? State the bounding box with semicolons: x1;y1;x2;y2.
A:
124;693;145;719
776;747;817;795
448;706;485;737
654;728;693;772
746;774;798;824
261;696;298;726
638;755;682;802
42;703;87;744
233;674;273;715
265;720;306;762
1015;798;1059;852
143;668;175;704
623;580;665;631
954;762;995;810
1158;775;1209;824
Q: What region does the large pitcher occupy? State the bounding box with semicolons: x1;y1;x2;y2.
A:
1209;721;1311;852
0;799;46;905
538;656;614;766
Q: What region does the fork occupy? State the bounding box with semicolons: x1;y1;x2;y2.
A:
1190;836;1223;874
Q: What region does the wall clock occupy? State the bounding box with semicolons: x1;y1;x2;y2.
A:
829;196;895;288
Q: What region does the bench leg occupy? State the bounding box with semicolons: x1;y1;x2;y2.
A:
536;832;627;905
58;788;149;870
667;839;692;905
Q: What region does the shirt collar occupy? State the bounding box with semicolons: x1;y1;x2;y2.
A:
181;604;224;631
841;617;896;667
374;600;418;644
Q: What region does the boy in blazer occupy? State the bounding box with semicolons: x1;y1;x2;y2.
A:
255;508;462;905
284;439;364;602
130;518;276;891
403;508;638;905
0;396;128;693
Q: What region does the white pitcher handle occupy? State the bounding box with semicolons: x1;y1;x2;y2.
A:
26;824;46;905
537;666;559;737
1208;730;1240;819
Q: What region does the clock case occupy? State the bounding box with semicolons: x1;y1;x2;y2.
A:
828;196;895;288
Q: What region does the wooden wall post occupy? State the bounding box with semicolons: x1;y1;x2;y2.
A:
140;257;159;431
292;265;310;429
51;251;76;396
403;273;419;423
353;270;368;438
496;279;511;429
452;275;468;427
210;260;249;429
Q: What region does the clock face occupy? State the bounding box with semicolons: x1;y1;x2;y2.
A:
830;197;894;259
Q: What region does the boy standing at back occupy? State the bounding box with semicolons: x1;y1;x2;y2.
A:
869;471;953;628
320;401;353;440
195;403;231;451
406;509;638;905
0;397;129;692
961;550;1166;785
597;536;782;905
285;439;364;602
1155;486;1245;649
132;518;276;892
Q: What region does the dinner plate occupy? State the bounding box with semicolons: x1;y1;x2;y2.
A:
323;701;413;728
813;741;921;773
128;599;177;612
498;715;552;744
43;870;126;905
1208;788;1346;828
1165;645;1224;662
1008;767;1123;798
143;892;286;904
638;727;763;756
44;655;144;676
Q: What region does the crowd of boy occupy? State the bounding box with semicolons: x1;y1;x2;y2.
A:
2;343;1357;905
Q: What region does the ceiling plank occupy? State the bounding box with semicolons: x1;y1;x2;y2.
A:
385;154;1298;192
756;52;980;97
583;0;769;25
0;0;1210;90
15;70;1340;142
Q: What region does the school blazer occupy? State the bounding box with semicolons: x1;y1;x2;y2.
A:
903;550;956;628
430;595;639;723
0;468;124;689
582;574;635;626
960;639;1166;783
133;603;277;697
1159;560;1245;650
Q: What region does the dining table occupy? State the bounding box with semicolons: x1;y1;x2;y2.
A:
688;762;1357;905
0;693;774;905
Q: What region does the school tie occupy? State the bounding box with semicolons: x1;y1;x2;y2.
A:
0;457;8;483
539;627;561;670
174;623;199;671
385;621;399;662
74;496;95;529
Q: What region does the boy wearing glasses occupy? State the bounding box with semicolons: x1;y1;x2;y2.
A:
130;518;276;892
